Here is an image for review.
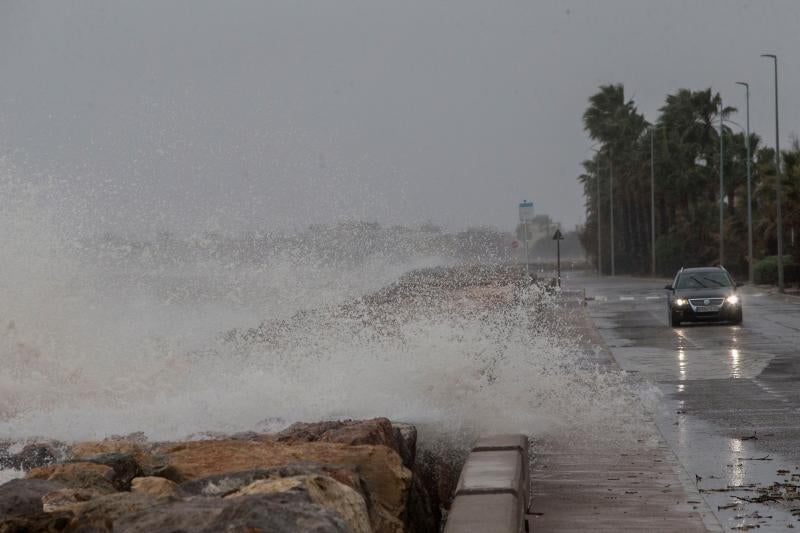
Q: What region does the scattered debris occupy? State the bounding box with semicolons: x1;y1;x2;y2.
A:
732;494;780;504
735;511;772;520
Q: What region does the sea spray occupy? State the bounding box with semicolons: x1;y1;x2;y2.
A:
0;170;653;457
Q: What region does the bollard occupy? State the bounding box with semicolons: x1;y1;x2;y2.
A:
444;434;530;533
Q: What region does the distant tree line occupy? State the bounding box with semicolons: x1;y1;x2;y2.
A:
514;215;585;261
579;84;800;278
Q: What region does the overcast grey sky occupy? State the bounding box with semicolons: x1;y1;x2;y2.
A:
1;1;799;235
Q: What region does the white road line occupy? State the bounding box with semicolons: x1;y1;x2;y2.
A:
620;296;635;301
645;295;662;300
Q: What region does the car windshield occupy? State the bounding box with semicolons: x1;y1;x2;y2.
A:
675;272;732;289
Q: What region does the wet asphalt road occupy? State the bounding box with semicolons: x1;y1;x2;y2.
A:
570;271;800;531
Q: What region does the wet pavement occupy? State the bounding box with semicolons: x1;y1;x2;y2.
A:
572;272;800;531
530;287;716;532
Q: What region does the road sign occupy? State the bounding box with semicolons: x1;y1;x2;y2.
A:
511;240;520;249
519;201;534;222
553;229;564;240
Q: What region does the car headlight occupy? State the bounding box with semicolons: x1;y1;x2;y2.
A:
727;295;740;305
674;298;688;306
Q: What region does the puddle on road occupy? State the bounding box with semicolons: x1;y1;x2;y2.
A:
657;394;800;531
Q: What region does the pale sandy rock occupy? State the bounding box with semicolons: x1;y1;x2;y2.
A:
131;476;179;498
41;487;104;513
156;439;410;533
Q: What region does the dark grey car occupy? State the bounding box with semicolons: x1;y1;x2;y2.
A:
664;267;743;327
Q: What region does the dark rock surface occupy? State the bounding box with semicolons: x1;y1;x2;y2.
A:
0;478;64;519
276;418;399;449
76;453;142;491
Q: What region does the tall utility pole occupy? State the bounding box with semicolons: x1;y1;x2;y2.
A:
609;150;615;276
736;81;754;285
719;98;725;267
650;127;656;276
762;54;784;293
590;148;603;275
596;156;602;275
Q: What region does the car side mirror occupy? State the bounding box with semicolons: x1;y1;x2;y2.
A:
736;282;743;288
664;284;673;290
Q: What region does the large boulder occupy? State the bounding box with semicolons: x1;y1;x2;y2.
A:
50;490;171;524
26;462;117;494
69;440;149;461
391;423;417;470
75;453;142;490
179;464;364;498
130;477;179;499
226;475;371;533
0;512;74;533
156;439;411;533
70;441;182;483
112;492;350;533
41;487;108;513
276;418;398;449
0;478;63;519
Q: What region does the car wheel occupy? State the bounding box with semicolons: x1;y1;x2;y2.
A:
669;310;681;328
732;309;743;325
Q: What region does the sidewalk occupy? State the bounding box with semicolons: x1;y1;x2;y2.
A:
528;303;720;532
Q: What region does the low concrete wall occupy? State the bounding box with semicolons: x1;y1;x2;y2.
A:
443;434;530;533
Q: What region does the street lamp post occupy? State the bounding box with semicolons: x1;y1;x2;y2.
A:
590;148;603;275
650;127;656;276
735;81;754;285
762;54;784;293
596;156;602;275
719;98;725;267
609;149;615;276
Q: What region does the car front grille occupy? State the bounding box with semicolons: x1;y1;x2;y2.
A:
689;298;724;307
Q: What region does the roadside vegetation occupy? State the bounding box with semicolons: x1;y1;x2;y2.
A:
578;84;800;280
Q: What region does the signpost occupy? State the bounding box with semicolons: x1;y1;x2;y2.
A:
553;228;564;287
518;201;534;277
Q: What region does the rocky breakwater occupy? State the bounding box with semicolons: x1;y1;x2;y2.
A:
0;418;442;533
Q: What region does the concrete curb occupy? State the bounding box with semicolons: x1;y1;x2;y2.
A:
443;434;530;533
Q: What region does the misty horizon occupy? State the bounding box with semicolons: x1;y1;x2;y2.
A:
2;1;799;235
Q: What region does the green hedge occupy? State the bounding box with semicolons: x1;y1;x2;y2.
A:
753;255;800;284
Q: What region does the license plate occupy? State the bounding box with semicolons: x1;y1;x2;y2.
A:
695;305;719;313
